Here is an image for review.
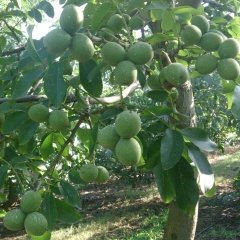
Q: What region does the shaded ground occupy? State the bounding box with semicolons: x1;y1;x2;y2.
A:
0;146;240;240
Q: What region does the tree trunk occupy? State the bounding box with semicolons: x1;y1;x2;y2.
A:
163;80;198;240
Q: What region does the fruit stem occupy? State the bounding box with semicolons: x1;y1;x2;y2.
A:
113;0;134;45
0;158;24;194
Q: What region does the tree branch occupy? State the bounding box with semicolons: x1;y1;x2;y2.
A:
1;46;25;56
0;82;140;105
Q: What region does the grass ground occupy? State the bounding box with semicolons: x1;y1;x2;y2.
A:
1;146;240;240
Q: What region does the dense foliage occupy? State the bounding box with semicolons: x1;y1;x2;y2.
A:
0;0;240;239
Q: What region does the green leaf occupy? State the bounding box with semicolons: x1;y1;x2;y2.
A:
68;169;85;184
2;111;28;134
161;10;175;32
173;6;203;15
28;8;42;23
0;165;8;189
26;38;43;64
144;140;161;169
58;181;82;208
55;199;81;224
40;134;54;159
90;2;116;30
44;62;67;108
37;1;54;18
187;143;214;194
153;164;176;203
161;129;184;170
173;159;199;215
18;120;39;145
41;192;58;230
137;66;146;88
146;90;168;102
79;60;103;97
13;68;44;98
181;128;218;152
0;36;7;51
29;231;51;240
231;85;240;119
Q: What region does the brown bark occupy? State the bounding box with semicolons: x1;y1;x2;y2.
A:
163;80;198;240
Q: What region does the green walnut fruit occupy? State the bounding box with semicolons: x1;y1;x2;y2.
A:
49;110;69;131
107;14;124;33
79;164;99;182
217;58;240;80
129;16;145;30
218;38;240;59
123;14;131;24
191;15;210;34
115;110;141;138
3;208;26;231
115;138;142;166
70;33;95;63
180;25;202;46
97;124;120;150
114;60;137;86
20;190;42;213
24;212;48;236
60;4;83;35
43;29;71;56
127;41;154;65
195;54;218;74
200;32;223;52
164;63;189;86
102;42;125;66
95;166;110;183
147;72;162;90
28;104;49;123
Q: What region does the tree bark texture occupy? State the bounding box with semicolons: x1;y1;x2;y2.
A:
163;80;199;240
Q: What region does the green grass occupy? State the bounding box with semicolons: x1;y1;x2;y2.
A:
212;149;240;184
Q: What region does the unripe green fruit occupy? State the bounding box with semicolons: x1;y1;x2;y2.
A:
127;42;154;65
49;110;69;131
180;25;202;46
218;38;240;59
100;28;114;41
217;58;240;80
123;14;131;24
95;166;110;183
164;63;189;86
115;110;141;138
129;16;145;30
97;124;120;150
191;15;210;34
102;42;125;66
3;208;26;231
147;72;162;90
28;104;49;123
20;190;42;213
107;14;124;33
114;60;137;86
115;138;142;166
24;212;48;236
70;33;95;63
200;32;223;52
195;54;218;74
60;4;83;34
79;164;98;182
208;29;227;40
43;29;71;56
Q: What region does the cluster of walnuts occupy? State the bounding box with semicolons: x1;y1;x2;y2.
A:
98;110;142;166
43;4;95;63
28;103;69;131
181;14;240;80
3;190;48;237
